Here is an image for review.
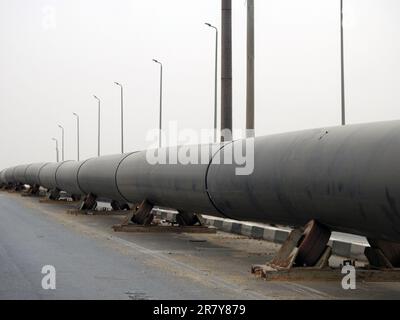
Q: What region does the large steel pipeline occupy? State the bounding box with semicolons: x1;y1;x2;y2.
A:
4;167;17;185
13;164;30;185
207;120;400;242
39;162;65;191
116;145;225;217
55;160;86;197
77;154;135;203
25;163;48;187
1;120;400;243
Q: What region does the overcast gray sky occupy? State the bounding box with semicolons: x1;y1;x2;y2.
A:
1;0;400;169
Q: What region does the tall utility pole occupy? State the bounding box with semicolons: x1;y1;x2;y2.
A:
246;0;255;138
221;0;232;142
205;23;219;143
73;113;80;161
94;95;101;157
52;138;59;162
153;59;163;148
340;0;346;126
58;124;65;161
114;82;124;154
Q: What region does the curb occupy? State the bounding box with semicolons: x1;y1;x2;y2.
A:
154;210;368;261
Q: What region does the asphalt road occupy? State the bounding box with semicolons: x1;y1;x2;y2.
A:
1;191;400;300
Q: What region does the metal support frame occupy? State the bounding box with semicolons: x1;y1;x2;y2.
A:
47;188;61;201
112;201;213;233
21;184;43;197
110;200;130;212
175;212;202;227
252;220;333;279
68;197;129;215
79;193;98;211
70;194;82;202
252;220;400;282
5;183;14;191
127;199;155;226
14;183;25;192
29;184;41;196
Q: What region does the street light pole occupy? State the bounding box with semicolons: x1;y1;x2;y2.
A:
114;82;124;154
221;0;233;142
52;138;59;162
340;0;346;126
153;59;163;148
73;113;80;161
58;124;65;161
246;0;255;138
205;22;219;143
94;95;101;157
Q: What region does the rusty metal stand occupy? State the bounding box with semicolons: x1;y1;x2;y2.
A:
123;199;154;226
78;193;98;211
176;212;202;226
112;200;154;232
252;220;400;282
21;184;44;197
110;200;130;211
112;200;215;234
7;183;25;193
4;184;13;191
252;220;333;280
46;188;61;201
14;183;25;192
67;196;130;216
29;184;40;195
7;185;17;192
70;194;82;202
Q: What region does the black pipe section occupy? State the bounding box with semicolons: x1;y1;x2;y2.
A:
2;120;400;243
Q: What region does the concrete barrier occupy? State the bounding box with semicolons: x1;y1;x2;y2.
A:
154;209;369;261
